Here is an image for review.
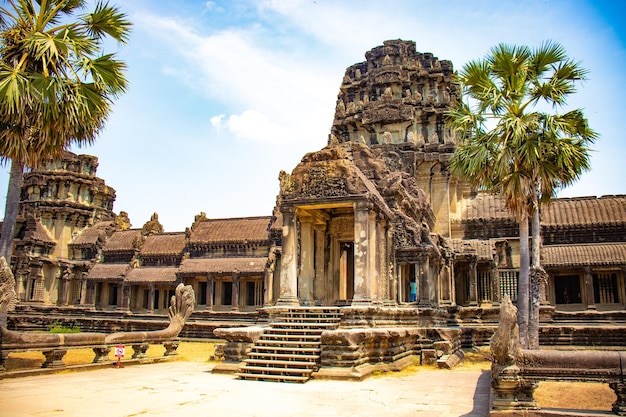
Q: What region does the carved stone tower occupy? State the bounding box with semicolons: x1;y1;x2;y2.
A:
330;39;462;237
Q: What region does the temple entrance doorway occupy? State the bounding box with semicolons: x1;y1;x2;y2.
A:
338;242;354;303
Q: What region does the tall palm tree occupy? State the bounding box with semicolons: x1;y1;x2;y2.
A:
0;0;131;262
448;42;596;349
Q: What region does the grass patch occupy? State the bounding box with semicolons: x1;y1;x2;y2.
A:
48;321;81;334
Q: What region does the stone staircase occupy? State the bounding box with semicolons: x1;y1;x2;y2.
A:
237;307;342;383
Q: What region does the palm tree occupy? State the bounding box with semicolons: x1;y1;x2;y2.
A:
448;42;596;349
0;0;131;262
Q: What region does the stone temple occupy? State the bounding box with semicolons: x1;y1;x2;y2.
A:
2;40;626;378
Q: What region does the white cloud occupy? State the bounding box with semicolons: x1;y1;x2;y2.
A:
210;114;225;129
225;109;294;144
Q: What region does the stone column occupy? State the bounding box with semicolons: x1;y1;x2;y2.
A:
277;207;299;306
120;283;131;311
313;224;327;304
352;201;371;305
85;281;95;308
15;275;24;301
231;273;240;311
60;269;71;306
32;266;45;302
584;266;596;310
438;262;451;305
418;258;431;306
79;274;88;306
299;214;314;305
368;211;379;301
147;284;155;313
492;265;500;305
468;257;478;306
205;275;213;311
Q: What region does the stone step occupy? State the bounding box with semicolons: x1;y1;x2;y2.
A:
238;308;342;383
250;345;320;354
239;365;315;375
243;358;315;367
264;328;323;335
270;321;337;328
262;333;320;340
247;352;319;361
236;373;310;383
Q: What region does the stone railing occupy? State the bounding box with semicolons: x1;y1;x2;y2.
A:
0;283;194;373
490;296;626;416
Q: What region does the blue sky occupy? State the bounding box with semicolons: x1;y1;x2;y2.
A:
1;0;625;232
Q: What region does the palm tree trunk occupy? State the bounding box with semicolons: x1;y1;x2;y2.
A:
528;198;542;349
517;210;530;349
0;160;24;263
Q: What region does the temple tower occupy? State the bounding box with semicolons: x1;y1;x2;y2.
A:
330;39;460;238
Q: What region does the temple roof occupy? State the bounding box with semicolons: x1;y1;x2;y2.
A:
542;243;626;268
70;221;113;247
460;193;626;227
179;257;267;275
103;229;141;252
141;233;186;256
125;267;178;283
87;263;128;280
448;238;493;261
189;217;271;245
29;220;55;244
541;195;626;227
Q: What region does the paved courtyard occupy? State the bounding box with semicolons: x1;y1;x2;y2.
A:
0;362;490;417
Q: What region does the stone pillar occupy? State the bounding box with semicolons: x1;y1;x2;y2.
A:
388;226;397;303
418;258;431;306
492;266;500;305
368;210;379;301
80;275;89;306
352;201;371;305
85;281;95;308
120;283;130;311
147;284;155;313
468;257;478;306
584;266;596;310
439;262;451;305
313;223;326;304
277;208;299;306
299;214;314;305
15;274;25;301
206;275;213;311
231;273;240;311
32;267;45;302
60;269;71;306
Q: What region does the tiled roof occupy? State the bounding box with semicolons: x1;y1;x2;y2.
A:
103;229;141;252
87;263;128;280
542;195;626;227
70;221;112;246
449;238;493;260
141;233;186;256
542;243;626;267
189;217;271;244
461;193;626;227
125;267;178;283
30;220;55;244
179;257;267;275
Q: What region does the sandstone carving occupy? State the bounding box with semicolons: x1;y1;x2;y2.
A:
0;257;17;315
0;284;195;368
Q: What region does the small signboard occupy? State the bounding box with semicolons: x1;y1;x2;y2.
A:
114;345;125;368
115;345;125;358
